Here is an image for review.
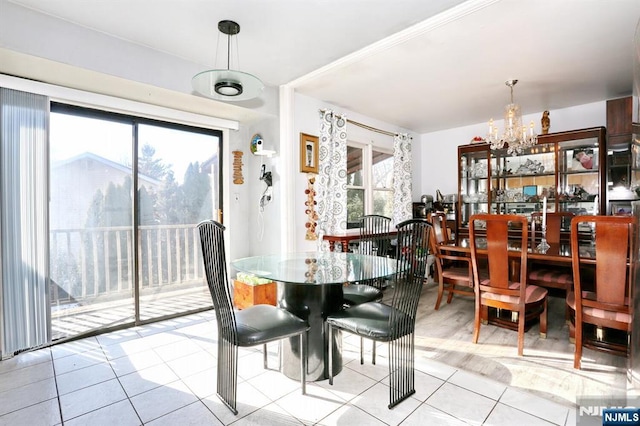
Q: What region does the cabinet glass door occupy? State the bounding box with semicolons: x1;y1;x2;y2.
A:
491;146;555;221
460;148;489;228
558;138;601;215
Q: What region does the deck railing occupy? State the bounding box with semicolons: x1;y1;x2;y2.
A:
50;224;204;305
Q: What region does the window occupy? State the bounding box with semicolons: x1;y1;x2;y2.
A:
346;143;393;228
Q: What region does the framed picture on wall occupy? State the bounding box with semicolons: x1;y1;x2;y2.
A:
300;133;319;174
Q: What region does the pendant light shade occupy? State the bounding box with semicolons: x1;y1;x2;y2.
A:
192;20;264;102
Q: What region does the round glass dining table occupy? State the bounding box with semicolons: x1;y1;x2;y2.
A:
232;251;399;381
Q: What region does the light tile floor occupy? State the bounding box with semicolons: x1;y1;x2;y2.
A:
0;310;575;425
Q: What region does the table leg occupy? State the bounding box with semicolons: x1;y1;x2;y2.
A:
280;282;343;381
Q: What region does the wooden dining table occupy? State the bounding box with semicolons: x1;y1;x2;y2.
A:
440;236;598;331
443;237;596;264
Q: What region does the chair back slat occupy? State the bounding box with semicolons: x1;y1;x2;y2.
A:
470;214;527;297
360;215;391;256
197;220;237;343
390;219;431;337
531;211;574;244
429;212;449;245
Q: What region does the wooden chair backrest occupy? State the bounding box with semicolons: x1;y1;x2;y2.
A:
571;215;634;312
531;211;574;244
470;214;528;300
428;211;449;245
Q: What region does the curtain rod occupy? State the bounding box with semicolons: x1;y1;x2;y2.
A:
320;109;410;138
347;118;397;137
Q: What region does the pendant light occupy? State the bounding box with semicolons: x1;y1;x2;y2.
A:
192;20;264;101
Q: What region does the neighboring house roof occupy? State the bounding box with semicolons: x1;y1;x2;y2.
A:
200;154;219;173
52;152;162;186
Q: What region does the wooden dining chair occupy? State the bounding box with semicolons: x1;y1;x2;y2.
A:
528;211;574;318
469;214;548;356
566;215;634;369
197;220;310;414
326;219;431;408
429;211;474;310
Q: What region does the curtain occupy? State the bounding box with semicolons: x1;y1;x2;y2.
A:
392;133;412;225
0;88;50;357
316;110;347;250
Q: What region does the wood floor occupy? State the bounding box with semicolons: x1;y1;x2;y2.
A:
410;280;630;407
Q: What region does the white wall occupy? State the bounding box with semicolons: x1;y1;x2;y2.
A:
0;1;279;117
414;101;607;200
0;1;287;269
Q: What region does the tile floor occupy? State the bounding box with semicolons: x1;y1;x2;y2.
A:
0;310;576;425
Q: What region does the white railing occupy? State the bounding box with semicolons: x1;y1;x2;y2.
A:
50;224;204;305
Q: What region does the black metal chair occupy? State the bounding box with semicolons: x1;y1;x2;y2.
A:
326;219;431;409
197;220;310;415
341;215;391;360
359;214;393;272
342;215;391;306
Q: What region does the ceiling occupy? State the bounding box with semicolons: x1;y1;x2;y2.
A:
7;0;640;134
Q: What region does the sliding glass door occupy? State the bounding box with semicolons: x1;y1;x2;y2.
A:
49;105;221;340
137;123;219;321
50;111;135;340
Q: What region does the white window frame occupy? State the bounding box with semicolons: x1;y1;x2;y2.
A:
347;141;394;220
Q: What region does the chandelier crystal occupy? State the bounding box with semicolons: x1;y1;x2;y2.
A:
487;80;537;156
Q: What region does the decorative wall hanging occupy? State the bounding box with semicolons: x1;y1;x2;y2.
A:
232;150;244;184
250;133;263;154
300;133;319;174
305;175;318;240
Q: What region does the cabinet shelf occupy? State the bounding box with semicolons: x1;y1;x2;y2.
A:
457;127;606;236
498;172;555;179
492;200;554;204
559;169;599;176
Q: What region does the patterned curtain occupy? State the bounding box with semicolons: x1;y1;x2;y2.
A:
316;110;347;250
392;133;412;225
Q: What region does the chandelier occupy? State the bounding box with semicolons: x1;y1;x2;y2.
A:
487;80;537;156
192;20;264;102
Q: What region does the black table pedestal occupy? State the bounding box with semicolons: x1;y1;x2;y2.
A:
280;282;343;381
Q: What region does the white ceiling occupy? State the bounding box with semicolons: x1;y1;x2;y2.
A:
7;0;640;134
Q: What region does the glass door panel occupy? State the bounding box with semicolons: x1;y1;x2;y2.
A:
459;148;489;228
558;137;601;215
49;112;135;340
137;124;219;321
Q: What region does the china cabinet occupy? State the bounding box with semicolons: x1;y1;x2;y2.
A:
606;97;639;214
457;127;606;236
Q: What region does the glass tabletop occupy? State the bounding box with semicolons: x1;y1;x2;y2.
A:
231;251;399;285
